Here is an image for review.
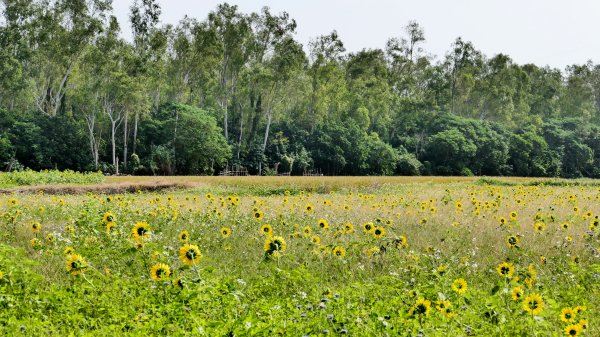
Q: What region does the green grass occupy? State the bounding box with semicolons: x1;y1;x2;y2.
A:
0;178;598;336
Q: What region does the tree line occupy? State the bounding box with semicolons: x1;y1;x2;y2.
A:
1;0;600;177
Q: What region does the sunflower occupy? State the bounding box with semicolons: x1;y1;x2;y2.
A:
455;201;463;211
131;222;150;241
317;219;329;230
253;210;264;220
179;244;202;266
509;211;518;220
264;236;286;255
260;224;272;236
562;222;570;230
578;319;588;329
102;212;115;224
220;227;232;238
172;278;184;289
499;217;507;226
373;226;385;239
363;222;374;233
523;293;544;315
512;286;524;301
64;247;75;255
451;278;468;295
332;246;346;258
534;222;546;233
179;230;190;243
305;204;313;212
31;222;42;234
409;298;431;316
150;263;171;281
496;262;514;278
303;226;312;237
506;235;520;248
396;235;408;248
30;238;40;249
344;223;354;233
310;235;321;244
106;222;116;234
564;324;582;336
65;254;88;276
365;246;380;258
560;307;577;323
435;299;452;312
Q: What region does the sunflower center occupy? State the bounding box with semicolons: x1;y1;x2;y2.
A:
415;304;427;314
137;227;147;235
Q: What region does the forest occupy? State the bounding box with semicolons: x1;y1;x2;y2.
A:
1;0;600;177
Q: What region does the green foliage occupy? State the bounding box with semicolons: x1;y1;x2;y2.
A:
0;4;600;177
0;169;104;187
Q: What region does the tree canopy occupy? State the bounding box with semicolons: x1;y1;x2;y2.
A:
1;1;599;177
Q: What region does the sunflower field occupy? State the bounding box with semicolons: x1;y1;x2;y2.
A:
0;178;598;336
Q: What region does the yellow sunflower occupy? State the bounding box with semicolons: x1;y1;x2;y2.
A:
451;278;468;295
31;222;42;234
564;324;582;336
220;227;232;238
131;222;150;241
523;293;544;315
560;307;576;323
506;235;519;248
260;224;273;236
102;212;115;224
65;254;87;276
373;226;385;239
344;223;354;233
512;286;524;301
496;262;515;278
179;230;190;243
409;298;431;316
264;236;286;255
363;222;374;233
311;235;321;244
317;219;329;230
332;246;346;258
150;263;171;281
303;226;312;237
179;244;202;266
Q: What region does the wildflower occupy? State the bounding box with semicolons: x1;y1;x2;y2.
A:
344;223;354;233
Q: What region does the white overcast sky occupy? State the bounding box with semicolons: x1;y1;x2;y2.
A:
111;0;600;70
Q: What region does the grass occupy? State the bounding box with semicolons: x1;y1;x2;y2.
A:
0;176;598;335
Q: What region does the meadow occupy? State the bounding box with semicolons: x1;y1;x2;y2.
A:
0;176;598;336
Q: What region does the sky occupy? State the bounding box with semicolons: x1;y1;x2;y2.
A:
111;0;600;70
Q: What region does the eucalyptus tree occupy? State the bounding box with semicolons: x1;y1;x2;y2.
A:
208;3;251;142
306;31;347;130
29;0;111;117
